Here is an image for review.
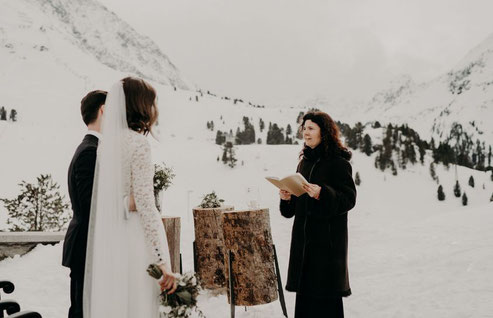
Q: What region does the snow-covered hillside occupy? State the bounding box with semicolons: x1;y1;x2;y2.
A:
310;34;493;149
0;0;190;114
1;144;492;317
1;1;493;317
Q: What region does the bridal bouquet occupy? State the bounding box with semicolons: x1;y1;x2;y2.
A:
147;265;205;318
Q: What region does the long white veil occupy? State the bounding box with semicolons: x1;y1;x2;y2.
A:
83;81;130;318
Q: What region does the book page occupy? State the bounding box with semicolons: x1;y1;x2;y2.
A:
265;173;308;197
265;177;290;192
280;173;308;197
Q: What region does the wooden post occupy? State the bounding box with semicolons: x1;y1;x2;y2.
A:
193;205;234;290
180;253;183;274
222;209;278;306
228;250;235;318
273;244;288;317
161;217;181;273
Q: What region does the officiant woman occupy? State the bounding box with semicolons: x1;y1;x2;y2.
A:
279;111;357;318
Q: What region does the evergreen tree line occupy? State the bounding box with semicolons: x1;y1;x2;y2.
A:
235;116;256;145
338;122;427;175
214;116;297;146
338;120;492;174
266;122;296;145
432;123;491;171
0;106;17;121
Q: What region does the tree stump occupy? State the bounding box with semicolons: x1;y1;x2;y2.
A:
193;205;234;290
162;217;181;273
222;209;278;306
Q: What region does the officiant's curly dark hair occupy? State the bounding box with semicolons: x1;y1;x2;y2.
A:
300;111;351;160
122;77;159;135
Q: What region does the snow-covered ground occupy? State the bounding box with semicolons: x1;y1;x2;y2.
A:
1;139;492;317
1;0;492;316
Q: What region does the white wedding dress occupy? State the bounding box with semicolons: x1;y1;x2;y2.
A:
123;130;171;317
83;82;171;318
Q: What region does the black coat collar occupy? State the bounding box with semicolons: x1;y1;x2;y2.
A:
83;134;99;146
303;144;324;161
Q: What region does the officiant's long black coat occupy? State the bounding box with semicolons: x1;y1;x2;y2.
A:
62;134;98;271
280;145;356;298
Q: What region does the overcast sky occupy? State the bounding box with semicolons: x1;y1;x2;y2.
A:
99;0;493;105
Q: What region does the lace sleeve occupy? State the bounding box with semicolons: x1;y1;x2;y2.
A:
131;135;171;270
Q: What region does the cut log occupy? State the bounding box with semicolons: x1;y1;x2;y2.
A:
222;209;278;306
193;205;234;290
161;216;181;273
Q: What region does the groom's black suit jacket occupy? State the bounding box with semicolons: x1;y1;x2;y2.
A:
62;134;98;271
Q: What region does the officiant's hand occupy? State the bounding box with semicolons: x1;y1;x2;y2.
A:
158;265;177;294
279;189;291;201
303;183;321;200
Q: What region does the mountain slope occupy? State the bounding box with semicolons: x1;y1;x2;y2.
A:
358;34;493;145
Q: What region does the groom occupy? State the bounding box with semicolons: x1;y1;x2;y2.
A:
62;90;107;318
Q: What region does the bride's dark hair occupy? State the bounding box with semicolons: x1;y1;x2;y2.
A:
122;77;158;135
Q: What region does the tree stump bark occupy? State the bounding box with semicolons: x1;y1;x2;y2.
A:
222;209;278;306
161;216;181;273
193;205;234;290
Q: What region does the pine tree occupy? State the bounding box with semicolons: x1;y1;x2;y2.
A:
405;142;417;164
429;162;437;181
286;124;292;136
468;175;475;188
362;134;373;156
355;172;361;186
259;118;265;132
0;174;70;231
296;111;304;124
418;143;426;164
0;106;6;120
462;192;468;206
266;123;285;145
490;192;493;202
453;180;461;197
221;142;237;168
215;130;225;145
437;185;445;201
391;160;398;176
488;145;492;168
210;120;214;131
9;109;17;122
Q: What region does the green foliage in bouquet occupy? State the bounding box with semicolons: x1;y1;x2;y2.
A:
147;265;205;318
199;191;224;208
154;163;175;194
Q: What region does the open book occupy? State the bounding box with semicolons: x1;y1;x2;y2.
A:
265;172;308;197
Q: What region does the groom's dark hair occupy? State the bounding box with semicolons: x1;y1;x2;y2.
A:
81;90;107;126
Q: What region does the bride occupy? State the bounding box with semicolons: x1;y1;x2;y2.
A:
83;77;177;317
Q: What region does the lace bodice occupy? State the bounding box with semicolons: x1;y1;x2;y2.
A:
123;129;171;270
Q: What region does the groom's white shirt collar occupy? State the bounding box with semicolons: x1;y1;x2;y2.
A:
87;130;102;140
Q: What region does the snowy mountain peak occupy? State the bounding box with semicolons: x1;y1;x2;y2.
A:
369;74;417;107
27;0;191;89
